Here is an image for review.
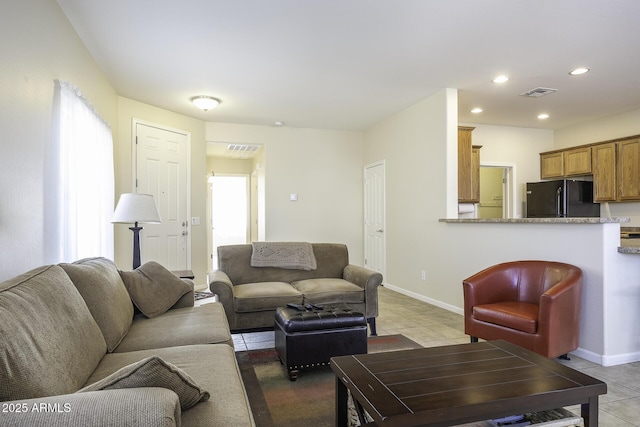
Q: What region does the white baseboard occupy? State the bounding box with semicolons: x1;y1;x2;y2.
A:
382;282;464;316
570;347;603;365
572;347;640;366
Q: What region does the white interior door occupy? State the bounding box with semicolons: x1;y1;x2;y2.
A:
135;121;190;270
210;175;249;269
364;161;386;280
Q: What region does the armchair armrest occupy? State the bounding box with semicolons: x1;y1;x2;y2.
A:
1;388;180;427
208;270;235;327
539;273;583;339
343;264;383;319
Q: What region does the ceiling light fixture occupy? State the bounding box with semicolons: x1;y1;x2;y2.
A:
192;96;220;111
492;75;509;84
470;108;483;114
537;113;550;120
273;121;285;127
569;67;590;76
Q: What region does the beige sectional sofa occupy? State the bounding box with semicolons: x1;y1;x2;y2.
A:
0;257;254;427
209;243;383;334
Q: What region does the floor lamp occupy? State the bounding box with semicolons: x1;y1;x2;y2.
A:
112;193;161;269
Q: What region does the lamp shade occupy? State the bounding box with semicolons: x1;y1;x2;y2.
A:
112;193;161;224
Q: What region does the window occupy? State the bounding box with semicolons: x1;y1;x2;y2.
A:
44;80;114;263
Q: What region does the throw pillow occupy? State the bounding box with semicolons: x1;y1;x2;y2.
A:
77;356;210;409
119;261;192;318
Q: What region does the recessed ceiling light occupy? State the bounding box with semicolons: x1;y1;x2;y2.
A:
537;113;550;120
492;75;509;84
273;121;285;127
192;96;220;111
569;67;590;76
471;108;483;114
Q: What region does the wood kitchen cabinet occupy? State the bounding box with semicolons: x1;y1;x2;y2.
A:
539;134;640;203
591;142;616;201
617;138;640;201
564;146;592;176
458;126;479;203
540;151;564;179
471;145;482;202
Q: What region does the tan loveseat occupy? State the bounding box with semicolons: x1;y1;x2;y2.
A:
209;243;383;334
0;257;254;427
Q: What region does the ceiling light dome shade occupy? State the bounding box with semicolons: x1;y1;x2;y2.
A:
192;96;220;111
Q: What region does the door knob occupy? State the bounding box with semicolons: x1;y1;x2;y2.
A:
376;229;384;233
182;231;188;236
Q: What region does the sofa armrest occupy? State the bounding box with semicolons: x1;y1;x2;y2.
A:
343;264;383;318
208;270;236;328
1;388;180;427
170;279;195;309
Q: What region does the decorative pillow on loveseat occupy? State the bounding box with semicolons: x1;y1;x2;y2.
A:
119;261;192;318
78;356;210;409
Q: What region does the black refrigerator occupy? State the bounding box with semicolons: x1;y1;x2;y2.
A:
526;180;600;218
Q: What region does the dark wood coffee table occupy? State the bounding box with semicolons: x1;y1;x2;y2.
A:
330;340;606;427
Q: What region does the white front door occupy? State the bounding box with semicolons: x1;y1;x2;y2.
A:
364;161;386;280
135;120;190;270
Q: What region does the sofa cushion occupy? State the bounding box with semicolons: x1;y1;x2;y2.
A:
78;355;210;410
60;257;134;352
234;282;303;312
115;303;233;353
118;261;192;318
88;344;255;426
473;302;539;334
0;265;107;401
292;278;365;305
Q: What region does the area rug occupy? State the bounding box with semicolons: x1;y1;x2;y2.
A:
236;334;422;427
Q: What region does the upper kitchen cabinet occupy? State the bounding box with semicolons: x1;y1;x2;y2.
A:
564;146;592;176
458;126;480;203
540;151;564;179
591;142;616;202
617;137;640;201
540;146;592;179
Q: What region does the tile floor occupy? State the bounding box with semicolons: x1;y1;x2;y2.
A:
229;286;640;426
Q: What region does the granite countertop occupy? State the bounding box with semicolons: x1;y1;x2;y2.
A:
619;226;640;254
439;217;630;224
440;217;640;254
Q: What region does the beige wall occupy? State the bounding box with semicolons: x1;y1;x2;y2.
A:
364;89;454;297
0;0;118;280
205;123;365;265
116;97;208;285
206;157;254;175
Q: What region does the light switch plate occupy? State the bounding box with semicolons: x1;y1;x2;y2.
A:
191;217;200;225
289;193;298;201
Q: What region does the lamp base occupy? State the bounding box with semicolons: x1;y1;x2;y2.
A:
129;225;143;269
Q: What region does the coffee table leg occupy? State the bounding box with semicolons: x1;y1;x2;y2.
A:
335;376;348;427
581;395;599;427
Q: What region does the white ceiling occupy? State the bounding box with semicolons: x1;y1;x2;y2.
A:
57;0;640;132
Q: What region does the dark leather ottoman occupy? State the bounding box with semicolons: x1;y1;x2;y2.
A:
275;306;367;381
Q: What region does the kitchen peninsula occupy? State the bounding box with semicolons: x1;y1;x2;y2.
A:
439;215;640;366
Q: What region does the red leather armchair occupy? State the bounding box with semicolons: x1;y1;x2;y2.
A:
463;260;583;359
